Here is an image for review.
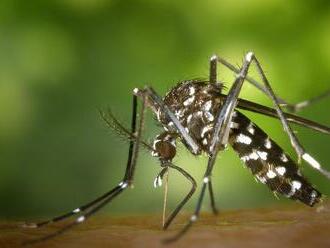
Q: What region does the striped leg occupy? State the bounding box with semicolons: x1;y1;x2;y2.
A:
207;180;218;215
23;92;147;245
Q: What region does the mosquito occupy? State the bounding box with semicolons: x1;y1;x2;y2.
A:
23;52;330;244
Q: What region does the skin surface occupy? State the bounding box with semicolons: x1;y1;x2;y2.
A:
1;201;329;248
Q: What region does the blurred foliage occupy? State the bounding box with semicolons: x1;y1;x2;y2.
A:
0;0;330;219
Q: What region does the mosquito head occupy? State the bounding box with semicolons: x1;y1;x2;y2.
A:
152;132;177;162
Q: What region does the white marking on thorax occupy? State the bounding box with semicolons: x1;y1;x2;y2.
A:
275;166;286;176
203;100;212;111
183;95;195;106
202;89;209;95
196;111;203;117
187;114;193;124
175;109;184;118
204;112;214;121
189;86;195;96
201;124;213;138
201;100;214;121
202;138;208;145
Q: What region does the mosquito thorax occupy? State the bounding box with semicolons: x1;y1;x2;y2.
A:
155;80;225;155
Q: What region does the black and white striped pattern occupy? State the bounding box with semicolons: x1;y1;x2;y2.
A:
229;111;321;206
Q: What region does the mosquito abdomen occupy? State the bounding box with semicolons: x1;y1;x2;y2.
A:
229;111;321;206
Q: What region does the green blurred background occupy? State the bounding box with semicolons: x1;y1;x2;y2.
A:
1;0;330;220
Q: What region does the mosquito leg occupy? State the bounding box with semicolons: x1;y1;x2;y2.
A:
22;185;126;246
208;181;218;215
164;156;217;243
284;89;330;113
23;185;123;229
209;55;218;85
23;92;147;245
210;53;254;151
208;55;220;215
23;96;140;229
217;56;330;113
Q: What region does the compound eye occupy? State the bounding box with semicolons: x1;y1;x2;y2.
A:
154;140;176;161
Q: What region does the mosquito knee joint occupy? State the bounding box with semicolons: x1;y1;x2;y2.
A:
119;181;128;189
210;54;218;61
246;51;254;62
203;177;210;184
